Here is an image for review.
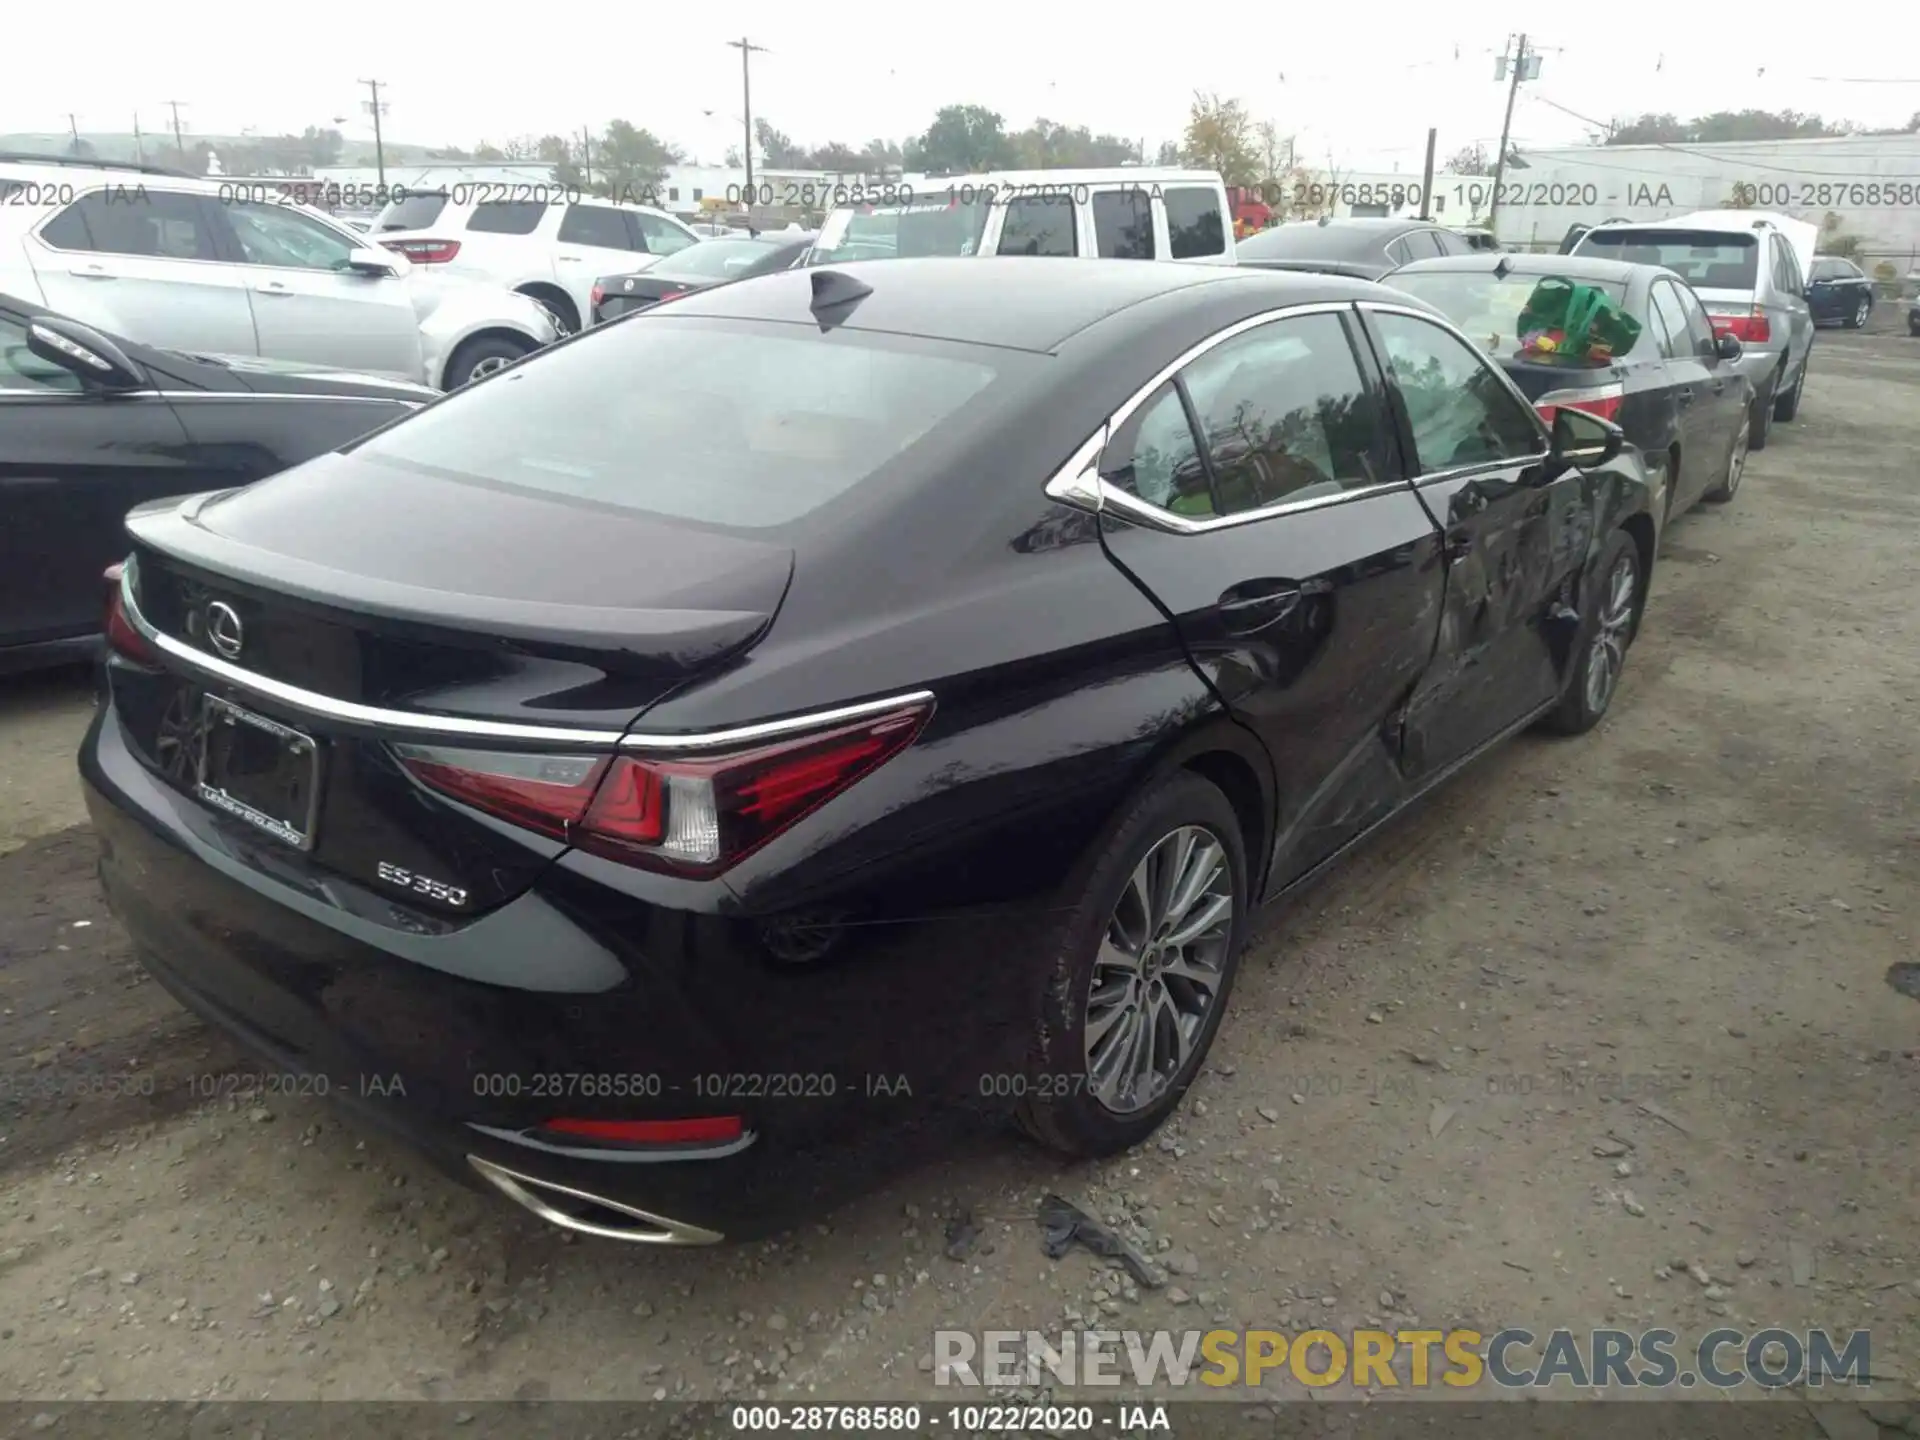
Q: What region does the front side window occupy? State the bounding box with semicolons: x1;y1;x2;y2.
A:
40;190;220;261
466;201;546;236
0;315;84;392
1092;188;1154;259
1163;187;1226;259
1369;311;1542;472
558;203;634;249
224;201;358;271
1671;282;1718;356
997;196;1076;257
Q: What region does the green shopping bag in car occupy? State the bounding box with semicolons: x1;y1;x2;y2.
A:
1517;276;1642;362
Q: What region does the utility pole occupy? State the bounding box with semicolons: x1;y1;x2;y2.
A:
579;127;594;188
1488;33;1536;234
133;115;145;164
165;100;187;161
66;114;81;155
1418;127;1437;220
358;79;388;189
727;37;769;233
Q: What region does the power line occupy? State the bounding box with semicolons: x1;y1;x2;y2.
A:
1526;91;1920;176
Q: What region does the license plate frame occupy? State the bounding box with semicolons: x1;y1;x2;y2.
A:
194;695;323;851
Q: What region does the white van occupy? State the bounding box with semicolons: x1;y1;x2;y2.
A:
807;168;1237;267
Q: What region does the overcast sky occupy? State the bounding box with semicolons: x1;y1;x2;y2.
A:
10;4;1920;168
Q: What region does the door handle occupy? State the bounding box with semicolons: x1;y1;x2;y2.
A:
1443;531;1473;565
1216;580;1302;634
253;281;291;296
557;254;585;263
68;264;115;279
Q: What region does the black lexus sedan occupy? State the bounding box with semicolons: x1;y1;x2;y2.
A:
591;231;816;324
1386;253;1756;529
82;258;1655;1244
1;295;433;673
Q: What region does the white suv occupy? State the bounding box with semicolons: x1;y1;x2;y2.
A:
370;186;701;334
0;156;559;390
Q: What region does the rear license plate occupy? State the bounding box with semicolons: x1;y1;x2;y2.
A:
194;696;322;851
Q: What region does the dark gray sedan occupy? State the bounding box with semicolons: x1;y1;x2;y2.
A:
1237;217;1481;281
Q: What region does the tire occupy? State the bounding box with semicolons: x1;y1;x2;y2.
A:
1772;356;1805;423
1541;529;1641;737
443;335;530;390
1015;771;1251;1158
1749;370;1776;449
1703;411;1750;504
1908;314;1920;338
520;289;579;336
1847;296;1872;330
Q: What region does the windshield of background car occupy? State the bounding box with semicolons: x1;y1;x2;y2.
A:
809;197;991;263
1578;229;1757;290
1386;271;1630;362
374;193;449;232
347;318;1017;530
653;238;782;280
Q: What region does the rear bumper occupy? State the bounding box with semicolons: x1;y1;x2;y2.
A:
79;695;1039;1242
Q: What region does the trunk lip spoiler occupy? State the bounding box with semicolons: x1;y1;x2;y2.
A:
117;560;935;754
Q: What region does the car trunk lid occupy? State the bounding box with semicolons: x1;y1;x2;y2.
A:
113;456;793;917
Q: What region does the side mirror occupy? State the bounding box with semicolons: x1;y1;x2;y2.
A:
346;245;407;278
1715;332;1743;361
26;317;147;392
1549;406;1623;472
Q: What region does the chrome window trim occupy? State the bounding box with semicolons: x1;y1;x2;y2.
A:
1353;300;1555;482
1039;300;1411;535
119;562;934;752
0;390;419;406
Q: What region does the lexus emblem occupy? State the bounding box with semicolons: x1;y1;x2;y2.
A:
205;602;244;660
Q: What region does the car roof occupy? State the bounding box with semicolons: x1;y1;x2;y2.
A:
850;167;1221;198
648;256;1406;354
1238;217;1438;259
1392;252;1649;285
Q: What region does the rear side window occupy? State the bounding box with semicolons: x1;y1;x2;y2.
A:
1092;189;1154;259
558;204;633;249
1103;312;1388;518
1581;229;1757;291
467;201;546;236
40;191;220;260
633;212;695;256
997;196;1076;256
376;192;449;232
1163;187;1226;259
350;320;1010;530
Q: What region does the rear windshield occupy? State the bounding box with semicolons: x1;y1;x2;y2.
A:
1237;224;1378;261
1578;229;1757;290
809;198;991;264
653;238;780;280
349;319;1010;530
1386;271;1631;363
375;193;448;232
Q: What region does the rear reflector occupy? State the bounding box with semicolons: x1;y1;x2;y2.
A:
540;1116;743;1145
102;562;157;666
1705;304;1770;344
1535;382;1624;425
382;238;461;264
395;698;933;877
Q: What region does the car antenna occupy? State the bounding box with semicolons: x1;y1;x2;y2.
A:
1494;253;1512;278
808;269;873;325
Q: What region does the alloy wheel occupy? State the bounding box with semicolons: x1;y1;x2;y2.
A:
466;354;514;383
1583;552;1639;717
1084;825;1236;1115
1854;297;1871;328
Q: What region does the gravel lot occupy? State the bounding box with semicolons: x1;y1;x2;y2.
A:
0;319;1915;1412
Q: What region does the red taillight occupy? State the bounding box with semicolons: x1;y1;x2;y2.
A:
1707;305;1769;344
590;284;605;308
102;562;158;666
1535;382;1624;425
540;1116;743;1146
655;289;688;304
395;699;932;877
382;238;460;264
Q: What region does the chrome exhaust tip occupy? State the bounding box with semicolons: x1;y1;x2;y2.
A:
467;1155;724;1245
